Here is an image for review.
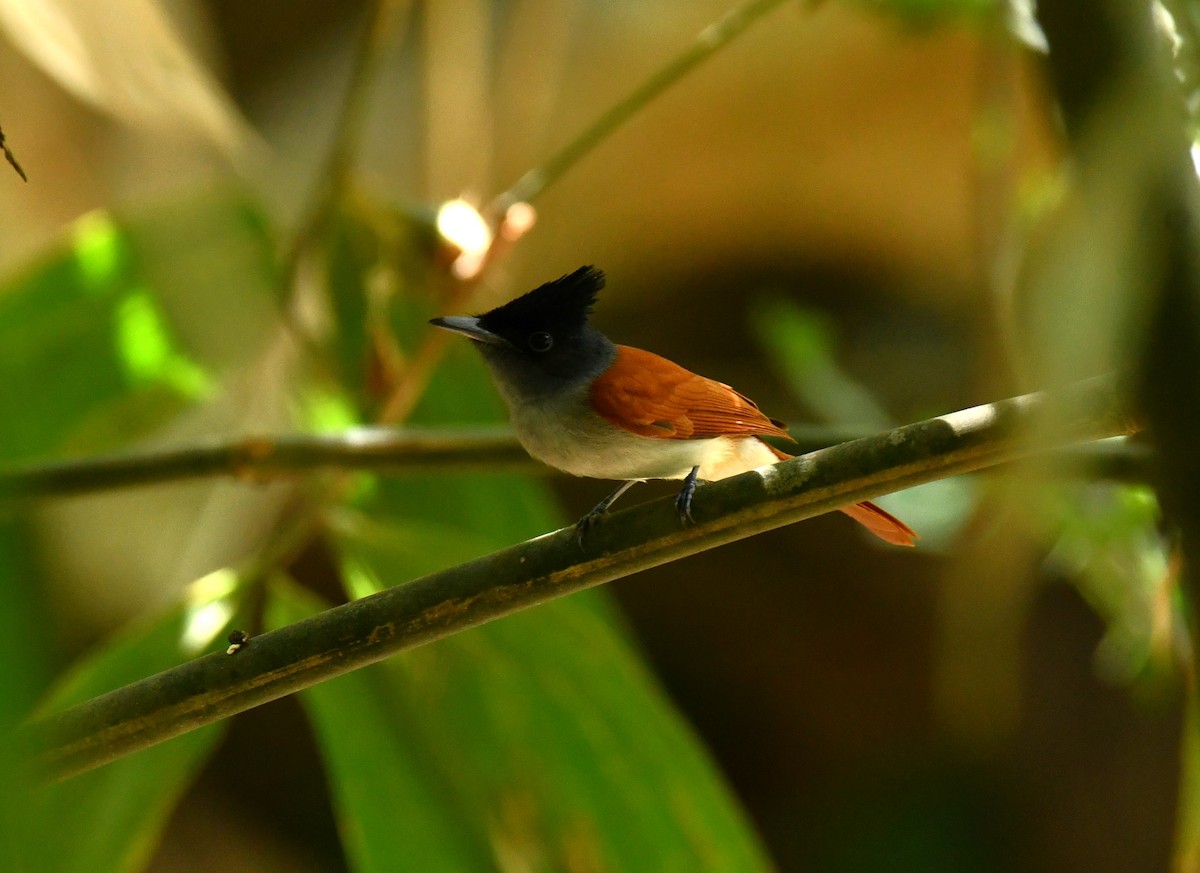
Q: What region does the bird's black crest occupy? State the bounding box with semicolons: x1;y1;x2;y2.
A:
478;266;604;339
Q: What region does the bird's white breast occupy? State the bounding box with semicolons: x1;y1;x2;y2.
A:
505;384;779;483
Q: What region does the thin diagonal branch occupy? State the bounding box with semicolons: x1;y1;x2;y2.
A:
0;123;27;182
26;374;1135;781
487;0;793;214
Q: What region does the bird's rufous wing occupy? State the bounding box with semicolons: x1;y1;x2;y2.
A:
589;345;791;440
591;346;916;546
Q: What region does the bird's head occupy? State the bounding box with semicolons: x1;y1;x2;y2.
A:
430;266;615;399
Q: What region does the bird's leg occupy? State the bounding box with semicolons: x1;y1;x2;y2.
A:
576;480;639;545
674;466;701;525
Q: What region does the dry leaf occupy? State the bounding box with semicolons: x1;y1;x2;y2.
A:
0;0;250;156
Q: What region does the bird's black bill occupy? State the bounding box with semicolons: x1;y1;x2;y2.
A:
428;315;511;347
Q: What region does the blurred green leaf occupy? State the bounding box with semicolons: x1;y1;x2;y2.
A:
303;385;363;432
0;193;276;463
750;297;891;430
0;211;140;461
267;578;498;873
751;296;975;548
330;551;772;873
290;509;775;873
326;208;379;412
0;518;55;728
0;188;275;871
1045;484;1177;685
867;478;977;551
121;190;280;370
323;202;442;417
0;516;56;871
114;290;214;397
15;569;242;873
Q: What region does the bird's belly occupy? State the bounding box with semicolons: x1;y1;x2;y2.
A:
509;397;778;482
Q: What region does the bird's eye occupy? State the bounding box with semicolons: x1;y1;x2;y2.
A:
528;331;554;352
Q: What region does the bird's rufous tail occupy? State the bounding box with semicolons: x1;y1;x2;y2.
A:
761;442;917;547
837;501;917;547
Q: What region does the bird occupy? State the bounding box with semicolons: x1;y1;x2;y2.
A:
429;266;916;547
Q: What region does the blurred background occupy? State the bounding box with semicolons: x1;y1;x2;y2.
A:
0;0;1192;871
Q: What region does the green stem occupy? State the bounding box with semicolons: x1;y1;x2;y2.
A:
488;0;793;213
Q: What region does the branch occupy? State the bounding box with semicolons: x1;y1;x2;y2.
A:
0;425;1150;500
487;0;792;213
0;428;527;499
0;123;27;182
26;375;1135;780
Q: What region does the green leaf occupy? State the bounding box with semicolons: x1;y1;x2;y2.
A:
0;516;57;872
267;579;498;873
322;202;441;417
120;190;280;371
1046;484;1175;684
751;296;974;547
325;208;379;411
276;552;772;873
0;517;55;728
0;189;275;870
113;290;213;397
14;569;242;873
750;297;891;430
0;211;138;461
0;192;276;463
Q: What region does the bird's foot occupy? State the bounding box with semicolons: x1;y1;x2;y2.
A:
575;506;607;547
575;481;639;548
675;466;700;526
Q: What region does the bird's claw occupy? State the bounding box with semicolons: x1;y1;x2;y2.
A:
578;470;698;546
675;466;699;526
575;508;606;548
674;490;695;526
